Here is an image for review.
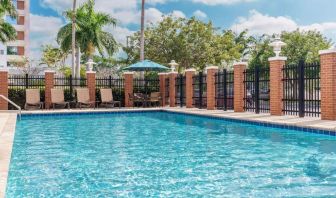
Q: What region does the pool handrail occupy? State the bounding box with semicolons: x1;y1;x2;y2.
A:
0;95;21;120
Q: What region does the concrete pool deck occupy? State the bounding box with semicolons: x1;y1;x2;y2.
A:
1;107;336;197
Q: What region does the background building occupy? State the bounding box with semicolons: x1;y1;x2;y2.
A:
0;0;30;69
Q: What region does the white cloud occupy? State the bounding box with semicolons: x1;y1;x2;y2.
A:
193;10;207;19
171;10;186;19
191;0;256;5
29;14;64;61
231;10;336;41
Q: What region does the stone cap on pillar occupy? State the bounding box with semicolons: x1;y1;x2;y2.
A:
0;68;9;72
268;56;287;61
86;71;96;74
44;70;56;74
206;66;219;70
233;62;248;67
319;48;336;55
168;71;178;74
158;72;168;76
185;68;196;72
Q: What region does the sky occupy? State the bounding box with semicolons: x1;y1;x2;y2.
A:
29;0;336;61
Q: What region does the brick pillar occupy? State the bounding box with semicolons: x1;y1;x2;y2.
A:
234;62;247;112
124;72;134;107
206;66;219;110
45;71;55;109
86;71;96;102
169;72;178;107
185;69;196;108
269;57;287;116
159;73;167;106
319;48;336;120
0;69;8;110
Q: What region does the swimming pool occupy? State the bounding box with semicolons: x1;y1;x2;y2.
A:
6;111;336;197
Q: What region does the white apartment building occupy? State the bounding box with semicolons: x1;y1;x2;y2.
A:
0;0;30;69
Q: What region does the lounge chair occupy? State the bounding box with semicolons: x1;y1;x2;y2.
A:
100;88;121;108
135;93;149;107
51;89;70;109
25;89;43;110
149;92;162;107
76;88;95;108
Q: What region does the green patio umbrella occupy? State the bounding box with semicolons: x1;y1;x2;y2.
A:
123;60;170;72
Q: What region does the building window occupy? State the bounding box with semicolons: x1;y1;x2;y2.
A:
7;46;18;55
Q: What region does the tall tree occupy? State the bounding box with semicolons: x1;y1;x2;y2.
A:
40;45;68;68
71;0;77;77
57;0;118;69
123;16;243;72
0;0;17;18
248;30;332;68
140;0;145;61
0;0;17;43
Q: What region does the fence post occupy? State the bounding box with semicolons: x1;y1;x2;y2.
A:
319;48;336;120
45;71;55;109
254;67;260;114
185;69;196;108
86;71;96;103
109;75;112;88
158;73;167;106
269;56;287;116
169;72;178;107
298;60;305;117
223;69;228;111
0;69;8;110
124;72;134;107
234;62;247;112
25;73;28;88
206;66;218;110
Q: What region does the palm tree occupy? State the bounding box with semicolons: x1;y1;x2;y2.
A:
140;0;145;61
57;0;118;73
0;0;17;43
71;0;77;77
0;0;17;18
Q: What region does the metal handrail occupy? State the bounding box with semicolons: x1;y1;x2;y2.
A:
0;95;21;120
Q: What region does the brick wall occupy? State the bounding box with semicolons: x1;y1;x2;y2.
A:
206;66;218;110
45;71;55;109
185;69;195;108
124;72;134;107
0;70;8;110
233;63;247;112
86;72;96;102
320;50;336;120
159;73;167;106
269;57;286;116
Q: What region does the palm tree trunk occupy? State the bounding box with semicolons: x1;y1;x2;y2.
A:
140;0;145;61
76;46;81;79
72;0;77;77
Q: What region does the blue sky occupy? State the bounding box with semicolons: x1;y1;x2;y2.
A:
29;0;336;60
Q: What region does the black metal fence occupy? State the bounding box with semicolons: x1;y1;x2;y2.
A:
175;74;186;107
8;74;45;109
54;75;87;102
215;70;234;110
133;77;160;94
165;77;170;106
96;76;125;106
192;72;207;108
244;67;270;113
283;61;320;117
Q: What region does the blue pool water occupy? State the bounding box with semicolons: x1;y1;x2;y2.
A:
6;111;336;197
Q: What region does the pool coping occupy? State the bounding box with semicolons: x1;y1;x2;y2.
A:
0;113;17;198
1;107;336;197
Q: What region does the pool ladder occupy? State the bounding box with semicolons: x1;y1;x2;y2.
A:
0;95;21;120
